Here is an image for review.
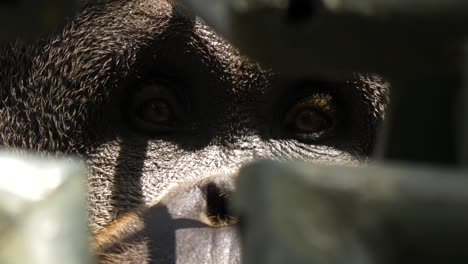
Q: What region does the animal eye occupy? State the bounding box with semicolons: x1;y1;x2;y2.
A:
129;83;181;132
292;107;331;133
138;99;173;125
284;94;336;141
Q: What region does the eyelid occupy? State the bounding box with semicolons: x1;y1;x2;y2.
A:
132;84;176;105
292;94;335;112
284;94;336;123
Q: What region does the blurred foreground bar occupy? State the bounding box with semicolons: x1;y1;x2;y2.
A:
235;161;468;264
0;154;92;264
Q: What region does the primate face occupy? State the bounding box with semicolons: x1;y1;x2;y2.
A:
0;0;388;263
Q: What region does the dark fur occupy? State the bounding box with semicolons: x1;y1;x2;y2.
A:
0;0;389;262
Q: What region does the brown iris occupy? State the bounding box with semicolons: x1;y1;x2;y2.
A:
284;94;336;140
139;99;172;125
294;107;330;133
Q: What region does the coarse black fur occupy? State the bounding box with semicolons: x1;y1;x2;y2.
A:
0;0;389;263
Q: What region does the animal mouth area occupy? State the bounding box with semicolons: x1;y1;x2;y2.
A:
94;176;242;263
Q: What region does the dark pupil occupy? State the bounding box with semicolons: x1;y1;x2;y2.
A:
295;109;327;132
141;99;171;123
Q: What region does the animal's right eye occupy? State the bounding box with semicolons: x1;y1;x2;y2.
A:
128;83;183;133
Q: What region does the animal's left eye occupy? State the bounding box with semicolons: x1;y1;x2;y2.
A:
128;83;182;133
138;99;173;125
283;94;336;141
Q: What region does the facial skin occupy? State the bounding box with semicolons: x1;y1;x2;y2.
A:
0;0;388;263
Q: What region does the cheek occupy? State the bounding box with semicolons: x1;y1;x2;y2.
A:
86;138;362;231
85;140;179;231
87;140;186;207
86;141;122;232
86;139;208;229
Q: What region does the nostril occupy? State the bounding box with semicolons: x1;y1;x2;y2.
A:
204;183;238;227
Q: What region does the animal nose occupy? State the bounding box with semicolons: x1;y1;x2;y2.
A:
143;175;241;264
